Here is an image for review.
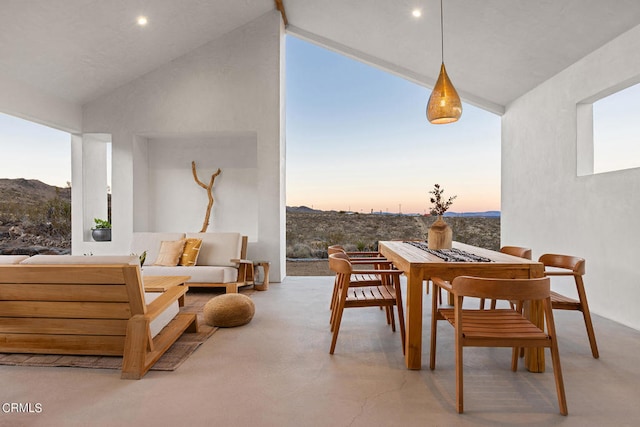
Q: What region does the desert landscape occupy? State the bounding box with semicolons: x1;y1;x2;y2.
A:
0;178;71;255
0;179;500;275
286;207;500;275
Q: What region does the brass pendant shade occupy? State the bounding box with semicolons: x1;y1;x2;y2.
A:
426;62;462;124
427;0;462;124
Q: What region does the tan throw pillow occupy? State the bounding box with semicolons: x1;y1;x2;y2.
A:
179;238;203;266
153;239;186;266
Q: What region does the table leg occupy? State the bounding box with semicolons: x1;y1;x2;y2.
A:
524;263;546;372
405;270;423;369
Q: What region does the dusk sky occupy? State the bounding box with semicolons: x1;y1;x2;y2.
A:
285;35;501;214
2;35;636;214
592;82;640;174
0;113;71;187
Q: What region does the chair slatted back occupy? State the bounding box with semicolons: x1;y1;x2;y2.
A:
452;276;550;301
539;253;585;274
500;246;532;260
328;253;351;299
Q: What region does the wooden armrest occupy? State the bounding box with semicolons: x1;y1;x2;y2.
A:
544;271;578;276
146;286;189;321
431;277;453;293
350;259;390;265
352;269;403;275
230;258;253;265
349;256;387;260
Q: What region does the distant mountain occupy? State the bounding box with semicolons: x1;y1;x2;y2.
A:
444;211;501;218
286;205;323;213
286;206;500;217
0;178;70;209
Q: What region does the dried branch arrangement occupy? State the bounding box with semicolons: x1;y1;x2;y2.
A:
191;161;221;232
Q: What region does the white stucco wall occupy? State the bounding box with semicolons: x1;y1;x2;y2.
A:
502;24;640;330
77;11;286;280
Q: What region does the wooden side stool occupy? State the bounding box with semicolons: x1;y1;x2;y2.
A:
251;261;270;291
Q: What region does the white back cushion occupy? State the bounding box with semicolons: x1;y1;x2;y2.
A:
185;232;242;267
131;232;186;266
21;255;139;265
0;255;29;264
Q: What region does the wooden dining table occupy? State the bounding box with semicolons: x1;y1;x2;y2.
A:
378;241;546;372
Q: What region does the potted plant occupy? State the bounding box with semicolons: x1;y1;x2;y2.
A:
92;218;112;242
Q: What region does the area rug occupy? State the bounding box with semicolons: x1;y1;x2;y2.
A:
0;289;253;372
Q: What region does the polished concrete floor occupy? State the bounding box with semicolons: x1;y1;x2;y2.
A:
2;276;640;426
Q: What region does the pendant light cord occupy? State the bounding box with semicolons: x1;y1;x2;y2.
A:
440;0;444;64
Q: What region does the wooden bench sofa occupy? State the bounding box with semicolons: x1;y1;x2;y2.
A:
0;255;197;379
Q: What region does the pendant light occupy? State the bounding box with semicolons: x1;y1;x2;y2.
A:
427;0;462;124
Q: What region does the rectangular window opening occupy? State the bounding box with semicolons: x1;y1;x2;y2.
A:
581;82;640;175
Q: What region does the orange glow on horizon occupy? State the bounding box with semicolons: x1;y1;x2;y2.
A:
287;194;500;214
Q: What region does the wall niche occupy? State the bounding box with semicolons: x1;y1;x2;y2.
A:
133;131;258;239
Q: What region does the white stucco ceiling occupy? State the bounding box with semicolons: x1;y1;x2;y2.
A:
2;0;640;113
0;0;274;104
286;0;640;113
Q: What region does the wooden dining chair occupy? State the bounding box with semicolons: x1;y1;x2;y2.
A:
328;253;405;355
328;251;392;313
429;275;567;415
539;253;599;358
480;246;532;310
327;245;393;311
328;251;398;323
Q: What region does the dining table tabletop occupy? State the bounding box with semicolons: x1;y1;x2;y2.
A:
378;240;546;372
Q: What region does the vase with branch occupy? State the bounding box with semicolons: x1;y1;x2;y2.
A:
427;184;456;249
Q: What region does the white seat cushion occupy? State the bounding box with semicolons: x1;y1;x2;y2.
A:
142;265;238;283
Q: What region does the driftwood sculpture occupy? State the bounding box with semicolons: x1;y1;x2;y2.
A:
191;161;221;232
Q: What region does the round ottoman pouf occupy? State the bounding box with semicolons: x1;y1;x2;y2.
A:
203;294;255;327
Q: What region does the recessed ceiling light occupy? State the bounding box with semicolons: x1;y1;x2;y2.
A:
137;16;148;26
412;9;422;18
